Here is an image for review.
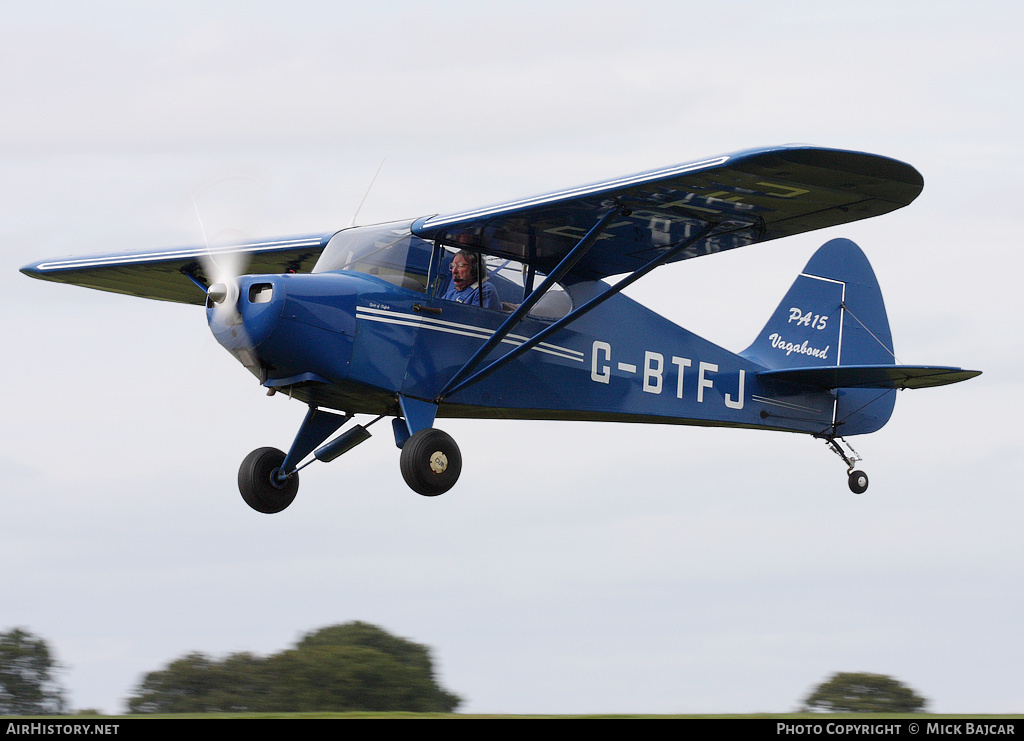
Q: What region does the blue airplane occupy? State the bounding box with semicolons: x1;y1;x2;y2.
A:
21;145;980;513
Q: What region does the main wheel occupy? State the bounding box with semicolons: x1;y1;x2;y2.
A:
238;447;299;513
400;428;462;497
848;469;869;495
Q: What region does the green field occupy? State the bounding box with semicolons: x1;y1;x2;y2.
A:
11;712;1021;720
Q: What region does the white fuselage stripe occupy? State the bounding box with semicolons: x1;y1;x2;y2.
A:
355;306;584;363
751;395;824;413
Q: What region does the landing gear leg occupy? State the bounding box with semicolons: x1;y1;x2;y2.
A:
821;435;869;495
236;406;375;514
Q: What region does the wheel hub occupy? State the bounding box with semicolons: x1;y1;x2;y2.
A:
428;451;448;474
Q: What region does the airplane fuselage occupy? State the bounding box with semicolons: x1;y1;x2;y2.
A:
208;268;838;439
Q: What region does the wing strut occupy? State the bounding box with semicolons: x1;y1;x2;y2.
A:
438;220;720;401
437;206;626;398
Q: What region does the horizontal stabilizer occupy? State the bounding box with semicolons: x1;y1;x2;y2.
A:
759;365;982;391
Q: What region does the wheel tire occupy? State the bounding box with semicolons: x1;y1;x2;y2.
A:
238;447;299;513
848;469;869;495
400;428;462;497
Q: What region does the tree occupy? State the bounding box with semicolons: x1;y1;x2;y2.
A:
265;622;461;712
803;672;928;713
0;628;67;715
127;651;270;713
127;621;461;713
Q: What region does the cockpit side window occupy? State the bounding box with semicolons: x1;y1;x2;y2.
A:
435;247;572;319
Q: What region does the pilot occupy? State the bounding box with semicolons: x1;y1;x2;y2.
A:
443;250;502;310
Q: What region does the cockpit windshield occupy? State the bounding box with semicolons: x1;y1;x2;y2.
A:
313;220;432;293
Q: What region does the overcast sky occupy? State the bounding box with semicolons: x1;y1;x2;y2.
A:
2;1;1020;714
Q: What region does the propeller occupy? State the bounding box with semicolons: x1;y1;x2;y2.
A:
199;235;264;378
190;182;259;358
172;175;282;384
201;242;247;326
189;175;270;321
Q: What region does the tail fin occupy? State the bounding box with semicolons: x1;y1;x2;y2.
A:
742;238;897;435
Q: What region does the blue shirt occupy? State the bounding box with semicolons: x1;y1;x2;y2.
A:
443;280;502;310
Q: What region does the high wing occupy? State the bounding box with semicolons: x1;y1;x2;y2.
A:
21;145;922;303
20;233;334;305
412;145;923;280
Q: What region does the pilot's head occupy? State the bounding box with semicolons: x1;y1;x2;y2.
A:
450;250;480;290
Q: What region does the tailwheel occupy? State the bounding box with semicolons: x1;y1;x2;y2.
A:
238;447;299;513
847;469;869;495
400;428;461;497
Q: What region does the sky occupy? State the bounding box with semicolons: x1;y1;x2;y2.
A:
1;0;1020;715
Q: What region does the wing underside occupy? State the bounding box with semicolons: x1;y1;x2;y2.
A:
413;145;923;280
21;234;334;305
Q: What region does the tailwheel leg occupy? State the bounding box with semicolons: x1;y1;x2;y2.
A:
820;435;869;495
